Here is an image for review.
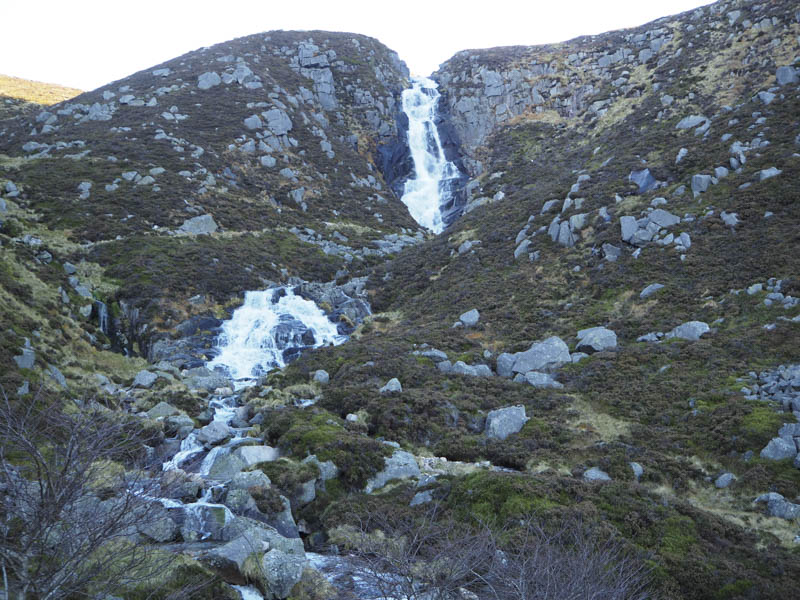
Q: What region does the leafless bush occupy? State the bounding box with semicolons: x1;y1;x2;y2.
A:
343;502;496;600
0;388;181;600
342;504;653;600
487;515;653;600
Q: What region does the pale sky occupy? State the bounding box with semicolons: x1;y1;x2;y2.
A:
1;0;712;91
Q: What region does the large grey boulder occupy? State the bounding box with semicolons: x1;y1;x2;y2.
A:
664;321;710;341
776;66;798;86
758;167;782;181
313;369;330;384
485;405;529;441
229;470;272;490
137;503;178;542
583;467;611;482
132;370;159;388
244;114;263;130
459;309;480;327
365;450;420;493
512;336;570;373
380;378;402;394
628;169;657;194
676;115;708;130
263;108;293;135
146;401;181;419
206;452;247;480
178;214;218;235
262;549;306;599
234;445;280;466
197;72;221;90
760;437;797;461
452;361;478;377
576;327;617;353
691;174;712;195
648;209;680;228
496;353;515;377
197;421;232;446
620;216;638;243
13;348;35;370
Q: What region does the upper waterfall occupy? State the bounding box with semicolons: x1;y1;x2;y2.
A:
400;77;466;234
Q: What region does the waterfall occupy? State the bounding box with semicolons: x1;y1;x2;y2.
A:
207;287;345;384
400;77;465;234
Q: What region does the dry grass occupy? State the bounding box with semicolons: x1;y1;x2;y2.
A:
566;396;631;441
0;74;82;105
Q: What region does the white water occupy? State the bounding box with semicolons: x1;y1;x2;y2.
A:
207;287;345;384
401;77;464;234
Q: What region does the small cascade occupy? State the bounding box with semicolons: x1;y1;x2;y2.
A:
94;301;110;335
207;287;345;386
400;77;466;233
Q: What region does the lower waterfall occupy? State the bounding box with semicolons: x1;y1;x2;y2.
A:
207;286;345;385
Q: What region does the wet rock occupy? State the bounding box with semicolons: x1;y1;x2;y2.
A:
485;405;529;441
262;549;306;599
197;421;232;446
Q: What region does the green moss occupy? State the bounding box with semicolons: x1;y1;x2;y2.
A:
714;580;754;600
660;515;697;557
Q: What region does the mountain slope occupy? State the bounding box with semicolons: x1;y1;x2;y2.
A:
1;1;800;599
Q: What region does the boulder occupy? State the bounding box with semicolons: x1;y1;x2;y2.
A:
365;450;420;493
13;348;35;370
676;115;708;130
758;167;781;181
229;470;272;490
206;452;247;480
234;445;280;466
630;462;644;481
647;209;680;228
640;283;664;299
583;467;611;482
760;437;797;461
664;321;710;341
620;216;638;243
197;72;222;90
512;336;570;373
603;243;621;262
496;353;516;377
576;327;617;353
380;378;402;394
132;370;159;389
691;174;712;195
179;214;218;235
452;361;477;377
485;405;529;441
523;371;563;389
197;421;232;446
244;114;263;130
459;308;480;327
137;503;178;542
146;401;180;419
261;549;306;599
628;168;657;194
714;472;736;489
776;66;798;86
313;369;330;384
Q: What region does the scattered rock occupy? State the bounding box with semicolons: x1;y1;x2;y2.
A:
197;421;232;446
459;308;480;327
313;369;330;384
664;321;710;341
365;450;420;493
522;371;563;389
575;326;617;353
485;405;529;441
583;467;611;482
197;72;222;90
760;437;797;461
714;472;736;489
640;283;664;299
178;214;218;235
630;462;643;481
380;378;402;394
132;370;159;389
511;336;571;373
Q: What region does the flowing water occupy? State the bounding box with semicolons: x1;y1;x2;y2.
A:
400;77;465;233
207;287;345;385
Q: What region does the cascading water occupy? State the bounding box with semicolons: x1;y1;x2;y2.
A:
207;287;345;385
400;77;466;233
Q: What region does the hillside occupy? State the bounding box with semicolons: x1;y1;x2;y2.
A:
1;1;799;599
